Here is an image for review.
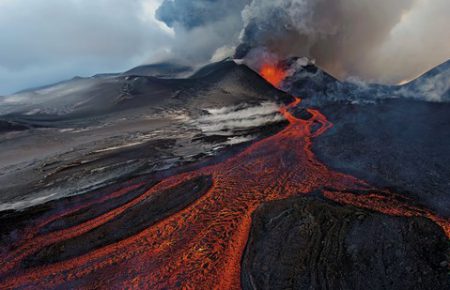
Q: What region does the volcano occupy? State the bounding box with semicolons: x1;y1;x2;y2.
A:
0;59;449;289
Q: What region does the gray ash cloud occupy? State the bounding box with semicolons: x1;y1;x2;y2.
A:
156;0;248;29
156;0;450;84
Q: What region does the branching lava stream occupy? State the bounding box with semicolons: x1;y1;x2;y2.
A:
0;70;448;289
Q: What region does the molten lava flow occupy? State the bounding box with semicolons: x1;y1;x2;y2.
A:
259;63;287;87
0;90;448;288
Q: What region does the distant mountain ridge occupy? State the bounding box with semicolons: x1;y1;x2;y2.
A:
0;59;291;124
123;62;193;78
281;57;450;105
1;58;448;118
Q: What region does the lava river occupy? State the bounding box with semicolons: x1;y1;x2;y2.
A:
0;72;449;289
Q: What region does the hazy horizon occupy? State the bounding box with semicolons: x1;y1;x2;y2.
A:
1;0;449;95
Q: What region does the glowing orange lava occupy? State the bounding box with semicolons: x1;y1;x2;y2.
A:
259;63;287;87
0;93;448;288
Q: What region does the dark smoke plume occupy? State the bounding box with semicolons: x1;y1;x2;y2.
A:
156;0;450;84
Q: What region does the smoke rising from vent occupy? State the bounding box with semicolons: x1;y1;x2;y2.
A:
156;0;450;84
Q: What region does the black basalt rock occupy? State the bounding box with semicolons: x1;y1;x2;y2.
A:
242;196;449;290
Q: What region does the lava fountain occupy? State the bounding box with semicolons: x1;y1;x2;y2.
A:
0;64;448;289
259;63;287;87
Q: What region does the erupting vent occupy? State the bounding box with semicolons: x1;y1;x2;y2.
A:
259;63;287;88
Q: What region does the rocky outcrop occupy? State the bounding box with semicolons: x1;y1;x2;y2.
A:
242;196;449;290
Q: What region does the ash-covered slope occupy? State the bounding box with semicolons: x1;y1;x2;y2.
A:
0;59;292;211
1;59;290;123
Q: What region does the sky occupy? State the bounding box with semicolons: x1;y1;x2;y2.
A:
0;0;449;95
0;0;173;95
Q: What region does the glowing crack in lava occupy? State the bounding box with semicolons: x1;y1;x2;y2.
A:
0;68;448;289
